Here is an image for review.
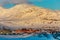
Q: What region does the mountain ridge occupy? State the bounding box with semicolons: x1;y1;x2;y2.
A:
0;4;60;30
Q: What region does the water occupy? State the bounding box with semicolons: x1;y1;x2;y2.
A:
0;33;60;40
0;0;60;40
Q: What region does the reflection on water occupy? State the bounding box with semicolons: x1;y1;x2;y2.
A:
0;32;60;40
1;1;60;40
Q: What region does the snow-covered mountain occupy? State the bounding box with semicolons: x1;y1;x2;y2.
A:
0;4;60;30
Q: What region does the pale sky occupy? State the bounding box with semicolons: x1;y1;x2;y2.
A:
0;0;60;10
0;0;28;6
